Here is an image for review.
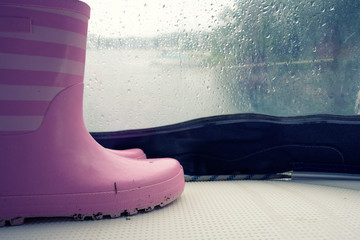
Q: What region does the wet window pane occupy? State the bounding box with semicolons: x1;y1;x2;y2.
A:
83;0;360;131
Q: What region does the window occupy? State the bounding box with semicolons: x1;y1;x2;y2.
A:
83;0;360;131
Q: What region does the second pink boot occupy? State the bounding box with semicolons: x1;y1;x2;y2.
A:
108;148;147;159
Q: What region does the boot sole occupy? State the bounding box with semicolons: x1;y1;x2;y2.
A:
0;167;184;227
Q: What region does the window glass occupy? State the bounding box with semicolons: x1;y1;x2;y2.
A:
83;0;360;132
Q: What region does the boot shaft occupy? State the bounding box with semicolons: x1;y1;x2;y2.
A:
0;0;90;134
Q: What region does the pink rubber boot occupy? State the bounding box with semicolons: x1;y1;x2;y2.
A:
0;0;184;227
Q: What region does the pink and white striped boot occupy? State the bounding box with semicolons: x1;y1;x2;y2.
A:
0;0;184;227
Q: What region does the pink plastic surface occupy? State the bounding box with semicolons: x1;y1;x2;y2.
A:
0;17;31;33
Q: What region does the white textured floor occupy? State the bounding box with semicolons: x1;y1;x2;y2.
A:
1;179;360;240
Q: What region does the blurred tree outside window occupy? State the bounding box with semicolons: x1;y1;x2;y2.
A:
210;0;360;115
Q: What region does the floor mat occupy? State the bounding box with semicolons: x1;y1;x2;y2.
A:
1;180;360;239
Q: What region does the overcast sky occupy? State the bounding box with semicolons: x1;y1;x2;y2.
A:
83;0;235;37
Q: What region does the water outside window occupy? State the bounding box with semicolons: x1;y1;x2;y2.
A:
83;0;360;132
